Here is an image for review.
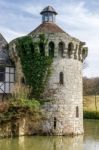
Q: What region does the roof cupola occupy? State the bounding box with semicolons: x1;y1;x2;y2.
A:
40;6;58;23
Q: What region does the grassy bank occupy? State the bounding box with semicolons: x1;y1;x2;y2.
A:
83;95;99;119
83;111;99;119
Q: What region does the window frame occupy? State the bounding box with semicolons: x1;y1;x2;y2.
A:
0;67;5;82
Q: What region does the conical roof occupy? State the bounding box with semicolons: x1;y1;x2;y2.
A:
29;22;65;35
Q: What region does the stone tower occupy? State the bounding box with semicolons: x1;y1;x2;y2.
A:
30;6;88;135
9;6;88;135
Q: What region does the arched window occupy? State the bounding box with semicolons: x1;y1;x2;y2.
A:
39;43;45;56
54;117;57;129
49;42;54;57
58;42;64;57
68;42;74;58
59;72;64;85
76;106;79;118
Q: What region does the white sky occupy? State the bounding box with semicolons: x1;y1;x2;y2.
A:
0;0;99;77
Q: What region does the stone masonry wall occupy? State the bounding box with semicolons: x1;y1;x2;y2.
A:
42;59;83;135
8;31;88;135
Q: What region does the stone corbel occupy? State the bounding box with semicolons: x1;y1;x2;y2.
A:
63;49;67;58
82;47;88;60
74;50;78;59
54;44;58;58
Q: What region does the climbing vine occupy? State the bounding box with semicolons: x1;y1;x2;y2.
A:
16;34;52;98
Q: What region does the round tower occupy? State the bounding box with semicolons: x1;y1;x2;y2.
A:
30;6;88;135
9;6;88;135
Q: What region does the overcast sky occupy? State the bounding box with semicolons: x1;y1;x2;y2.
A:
0;0;99;77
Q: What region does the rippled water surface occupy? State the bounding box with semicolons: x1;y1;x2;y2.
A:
0;120;99;150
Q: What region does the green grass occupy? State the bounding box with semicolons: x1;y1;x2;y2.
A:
83;95;99;111
83;95;99;119
83;111;99;119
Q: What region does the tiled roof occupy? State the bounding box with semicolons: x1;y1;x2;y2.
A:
29;22;65;35
0;49;12;66
0;34;12;66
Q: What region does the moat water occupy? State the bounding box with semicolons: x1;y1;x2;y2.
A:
0;120;99;150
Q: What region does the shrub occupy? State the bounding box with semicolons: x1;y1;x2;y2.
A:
16;35;52;98
83;111;99;119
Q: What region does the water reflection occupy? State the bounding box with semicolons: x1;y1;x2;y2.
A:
19;136;84;150
0;135;83;150
0;120;99;150
84;119;99;150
